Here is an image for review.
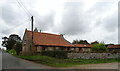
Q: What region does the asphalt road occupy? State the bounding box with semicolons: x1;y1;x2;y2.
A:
1;51;120;70
2;52;53;69
62;62;119;69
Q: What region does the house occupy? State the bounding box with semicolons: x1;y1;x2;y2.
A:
22;29;74;55
74;44;92;52
22;29;120;55
107;45;120;52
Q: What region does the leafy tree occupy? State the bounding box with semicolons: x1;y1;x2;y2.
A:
2;34;21;50
2;36;8;47
14;42;22;55
6;40;16;50
9;34;21;42
72;40;79;44
79;40;89;44
72;40;89;44
91;43;108;52
91;41;99;44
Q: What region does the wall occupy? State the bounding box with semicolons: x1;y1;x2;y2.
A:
67;53;120;59
109;48;120;52
22;31;34;55
80;48;91;52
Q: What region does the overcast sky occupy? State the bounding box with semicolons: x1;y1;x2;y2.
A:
0;0;119;48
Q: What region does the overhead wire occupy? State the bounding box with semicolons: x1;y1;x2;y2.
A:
1;19;31;34
17;0;32;17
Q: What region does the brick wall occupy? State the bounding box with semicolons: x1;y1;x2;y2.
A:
22;31;34;55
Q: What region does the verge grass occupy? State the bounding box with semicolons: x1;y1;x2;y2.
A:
16;55;120;67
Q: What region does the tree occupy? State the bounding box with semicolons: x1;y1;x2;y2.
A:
91;43;108;52
72;40;89;44
2;36;8;47
79;40;89;44
14;42;22;55
2;34;21;50
72;40;79;44
91;41;99;44
9;34;21;42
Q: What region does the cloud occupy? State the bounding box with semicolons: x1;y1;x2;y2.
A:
34;10;55;31
86;2;118;32
2;3;28;25
54;2;91;35
0;0;119;46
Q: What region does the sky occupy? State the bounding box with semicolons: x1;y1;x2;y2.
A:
0;0;119;48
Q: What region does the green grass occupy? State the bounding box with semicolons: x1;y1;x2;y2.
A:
17;55;120;67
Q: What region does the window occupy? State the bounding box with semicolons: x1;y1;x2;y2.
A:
43;47;45;51
37;47;40;52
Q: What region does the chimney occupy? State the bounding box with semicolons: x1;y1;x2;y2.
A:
60;34;63;36
40;30;41;33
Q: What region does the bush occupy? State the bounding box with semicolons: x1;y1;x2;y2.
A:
8;49;16;55
41;50;67;59
13;42;22;55
91;43;108;52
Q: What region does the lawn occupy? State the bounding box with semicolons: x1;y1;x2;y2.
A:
17;55;120;67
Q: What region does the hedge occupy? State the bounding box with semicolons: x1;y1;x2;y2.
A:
41;50;68;59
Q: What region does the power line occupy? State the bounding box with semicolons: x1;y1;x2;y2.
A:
17;0;32;17
1;19;30;34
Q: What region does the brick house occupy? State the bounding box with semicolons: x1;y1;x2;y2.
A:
74;44;92;52
22;29;74;55
22;29;120;55
107;45;120;52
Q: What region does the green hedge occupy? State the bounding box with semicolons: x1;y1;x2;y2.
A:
8;49;16;55
41;50;68;59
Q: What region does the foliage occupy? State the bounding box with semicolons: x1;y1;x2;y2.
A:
13;42;22;55
91;43;108;52
17;55;120;67
8;49;16;56
7;40;16;50
72;40;89;44
2;34;21;50
91;41;99;44
41;50;67;59
2;36;8;47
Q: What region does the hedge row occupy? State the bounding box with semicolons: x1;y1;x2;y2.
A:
41;50;68;59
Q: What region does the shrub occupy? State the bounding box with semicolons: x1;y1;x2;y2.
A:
8;49;16;55
41;50;67;59
13;42;22;55
91;43;108;52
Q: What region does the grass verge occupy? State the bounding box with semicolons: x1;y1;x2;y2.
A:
16;55;120;67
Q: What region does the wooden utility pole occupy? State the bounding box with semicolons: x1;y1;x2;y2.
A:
31;16;34;55
31;16;33;42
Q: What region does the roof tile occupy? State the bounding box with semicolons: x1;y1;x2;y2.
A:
27;30;74;47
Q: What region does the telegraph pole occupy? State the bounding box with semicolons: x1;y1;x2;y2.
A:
31;16;33;42
31;16;33;55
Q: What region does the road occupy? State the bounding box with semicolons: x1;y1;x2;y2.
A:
1;51;120;70
2;52;53;69
62;62;119;69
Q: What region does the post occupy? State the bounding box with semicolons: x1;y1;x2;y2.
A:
31;16;33;42
31;16;33;55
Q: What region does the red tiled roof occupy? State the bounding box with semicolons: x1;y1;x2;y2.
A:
74;44;92;48
107;45;120;48
26;30;74;47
